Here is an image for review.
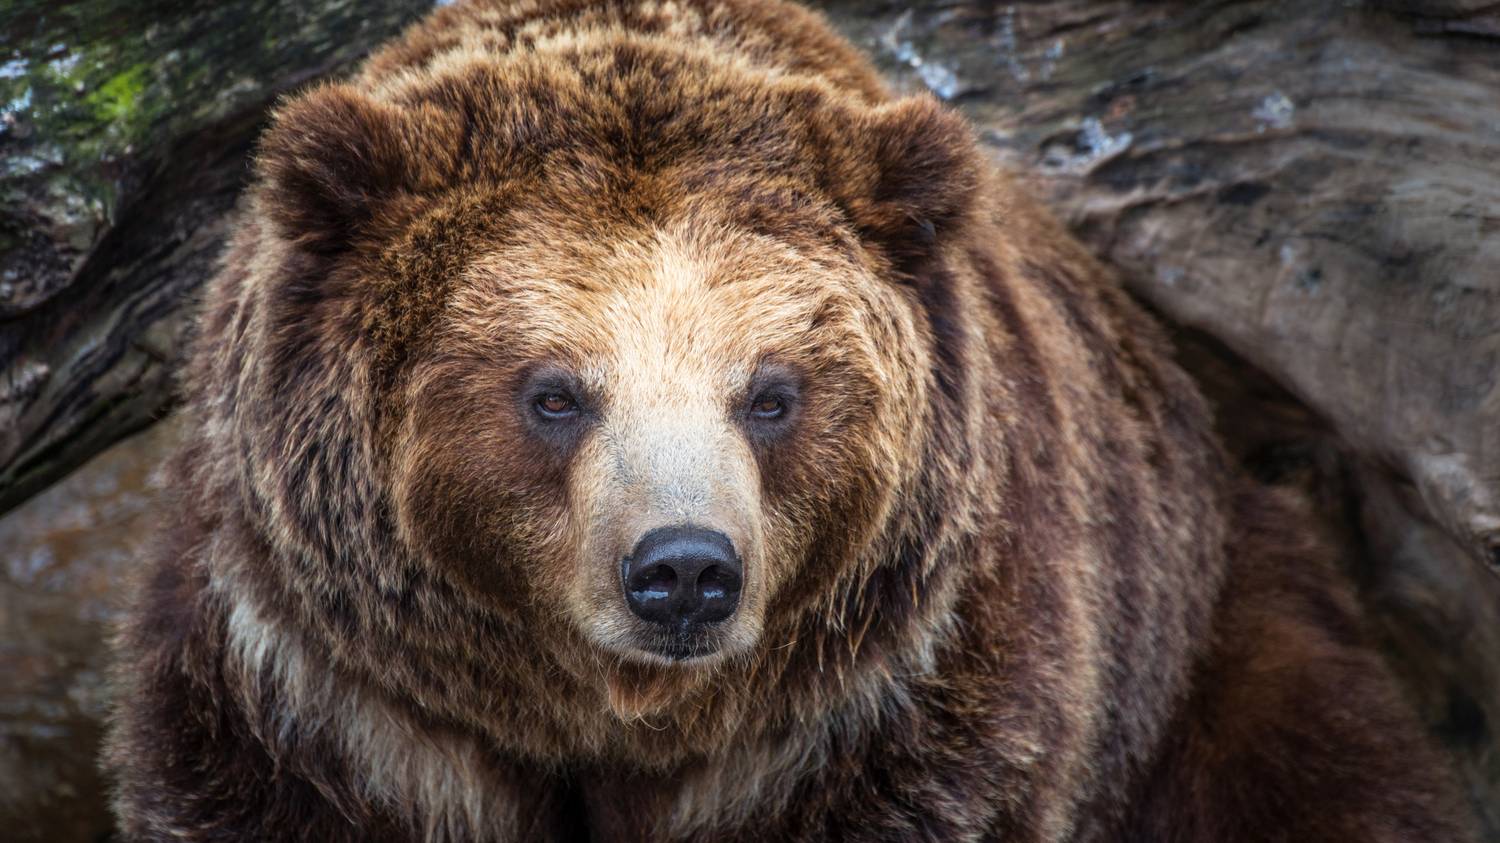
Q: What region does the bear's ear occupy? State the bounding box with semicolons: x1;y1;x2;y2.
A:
256;84;458;254
835;96;982;274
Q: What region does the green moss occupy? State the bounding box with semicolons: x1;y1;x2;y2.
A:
0;0;434;309
86;63;147;127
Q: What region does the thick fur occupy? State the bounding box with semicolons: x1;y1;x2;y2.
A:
104;1;1476;841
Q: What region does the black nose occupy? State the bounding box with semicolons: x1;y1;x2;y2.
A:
623;526;742;626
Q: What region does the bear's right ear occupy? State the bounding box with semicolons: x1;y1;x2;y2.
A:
256;84;458;254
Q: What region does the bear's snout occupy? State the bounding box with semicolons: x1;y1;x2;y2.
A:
622;526;742;632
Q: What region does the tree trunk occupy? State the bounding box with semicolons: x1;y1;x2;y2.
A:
0;0;436;512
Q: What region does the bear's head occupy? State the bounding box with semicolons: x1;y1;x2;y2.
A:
228;45;981;737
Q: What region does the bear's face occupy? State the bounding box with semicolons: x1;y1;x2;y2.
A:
390;200;916;666
250;57;978;676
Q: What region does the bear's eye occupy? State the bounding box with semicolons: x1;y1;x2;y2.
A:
749;393;787;420
534;392;579;419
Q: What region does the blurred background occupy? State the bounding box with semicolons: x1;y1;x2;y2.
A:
1;1;1497;839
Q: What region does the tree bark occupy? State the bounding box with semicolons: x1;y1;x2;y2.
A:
0;0;436;513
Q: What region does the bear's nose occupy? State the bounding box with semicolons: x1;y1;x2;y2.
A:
623;526;742;627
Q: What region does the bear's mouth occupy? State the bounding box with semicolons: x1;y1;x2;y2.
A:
656;644;709;661
634;622;729;663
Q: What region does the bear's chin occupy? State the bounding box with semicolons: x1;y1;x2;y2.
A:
602;659;718;722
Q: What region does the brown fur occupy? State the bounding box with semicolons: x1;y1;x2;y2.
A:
104;1;1477;840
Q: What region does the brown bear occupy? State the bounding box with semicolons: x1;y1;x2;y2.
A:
103;0;1477;840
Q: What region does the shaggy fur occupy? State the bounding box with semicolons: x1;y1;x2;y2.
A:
105;1;1476;840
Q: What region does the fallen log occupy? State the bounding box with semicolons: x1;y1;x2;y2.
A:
0;0;437;512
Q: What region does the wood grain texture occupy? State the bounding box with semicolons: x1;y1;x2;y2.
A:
0;0;438;512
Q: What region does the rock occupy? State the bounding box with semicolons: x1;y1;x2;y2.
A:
0;418;181;842
1372;1;1500;37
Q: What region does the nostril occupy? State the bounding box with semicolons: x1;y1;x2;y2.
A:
695;565;740;601
630;564;678;601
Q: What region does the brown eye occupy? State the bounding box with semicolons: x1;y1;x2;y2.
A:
750;394;786;420
535;392;578;418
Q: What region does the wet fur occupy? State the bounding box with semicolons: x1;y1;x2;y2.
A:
105;1;1476;840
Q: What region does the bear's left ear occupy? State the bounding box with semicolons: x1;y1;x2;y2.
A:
834;96;982;274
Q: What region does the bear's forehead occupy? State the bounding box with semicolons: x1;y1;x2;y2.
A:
439;218;859;360
338;39;899;384
354;141;881;386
